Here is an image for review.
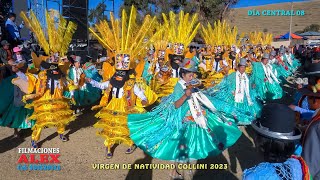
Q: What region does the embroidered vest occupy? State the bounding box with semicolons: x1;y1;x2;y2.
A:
101;79;137;109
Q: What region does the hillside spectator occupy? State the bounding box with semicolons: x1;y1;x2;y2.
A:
20;41;32;63
0;12;4;39
12;47;27;63
0;40;13;64
243;104;310;179
312;52;320;64
5;13;24;47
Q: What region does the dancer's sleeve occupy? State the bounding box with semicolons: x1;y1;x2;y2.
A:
223;59;229;66
133;84;147;101
90;80;109;90
16;71;28;81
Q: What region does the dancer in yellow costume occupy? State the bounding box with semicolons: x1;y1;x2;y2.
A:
146;27;175;99
20;10;77;148
200;21;240;88
88;6;158;158
151;11;200;100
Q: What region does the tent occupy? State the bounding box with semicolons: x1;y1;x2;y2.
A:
299;32;320;36
278;32;303;39
274;35;282;39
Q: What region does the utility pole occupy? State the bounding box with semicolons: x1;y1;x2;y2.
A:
289;0;293;44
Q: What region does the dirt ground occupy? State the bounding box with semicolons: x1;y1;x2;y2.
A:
0;73;298;180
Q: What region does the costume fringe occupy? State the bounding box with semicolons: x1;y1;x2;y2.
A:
31;116;76;130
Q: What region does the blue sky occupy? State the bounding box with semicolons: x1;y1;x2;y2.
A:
43;0;311;16
232;0;311;8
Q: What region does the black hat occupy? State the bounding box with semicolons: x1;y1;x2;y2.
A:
251;103;301;141
305;62;320;77
313;52;320;60
169;54;184;62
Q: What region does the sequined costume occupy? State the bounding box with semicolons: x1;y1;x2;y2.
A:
90;75;157;151
24;64;76;142
128;79;241;161
88;6;159;156
20;10;77;145
64;62;102;107
251;62;283;101
206;71;262;125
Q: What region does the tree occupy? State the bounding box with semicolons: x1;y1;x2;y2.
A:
184;0;238;23
120;0;238;24
295;30;304;34
303;24;320;32
88;2;108;25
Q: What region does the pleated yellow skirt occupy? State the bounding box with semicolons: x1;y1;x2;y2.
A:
94;97;146;148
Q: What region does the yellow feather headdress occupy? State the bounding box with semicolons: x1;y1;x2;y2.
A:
20;10;77;57
201;20;240;47
89;6;157;70
247;31;273;45
162;11;200;55
148;26;170;61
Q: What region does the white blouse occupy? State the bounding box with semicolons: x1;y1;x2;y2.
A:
90;80;147;101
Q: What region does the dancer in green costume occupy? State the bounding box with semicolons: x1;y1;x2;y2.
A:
206;58;262;125
0;60;35;136
251;53;283;101
128;58;241;162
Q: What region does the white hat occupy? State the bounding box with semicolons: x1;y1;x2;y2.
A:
238;58;247;66
74;56;81;62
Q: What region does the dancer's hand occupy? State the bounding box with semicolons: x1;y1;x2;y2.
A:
22;96;27;103
288;104;296;110
85;78;91;83
71;97;76;105
141;100;148;106
185;89;192;97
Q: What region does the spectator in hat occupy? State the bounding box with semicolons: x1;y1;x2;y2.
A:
86;55;93;63
12;46;27;63
5;13;24;47
299;65;320;179
289;79;315;122
0;40;13;64
243;103;312;179
311;52;320;64
20;40;33;63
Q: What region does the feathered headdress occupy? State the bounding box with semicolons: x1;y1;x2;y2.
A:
20;10;77;57
89;6;157;70
148;26;170;62
162;11;200;56
248;31;273;45
201;20;240;47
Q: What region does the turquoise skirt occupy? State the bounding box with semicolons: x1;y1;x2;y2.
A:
128;95;242;161
0;76;35;129
64;83;102;107
64;68;102;107
274;64;291;79
205;91;262;125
